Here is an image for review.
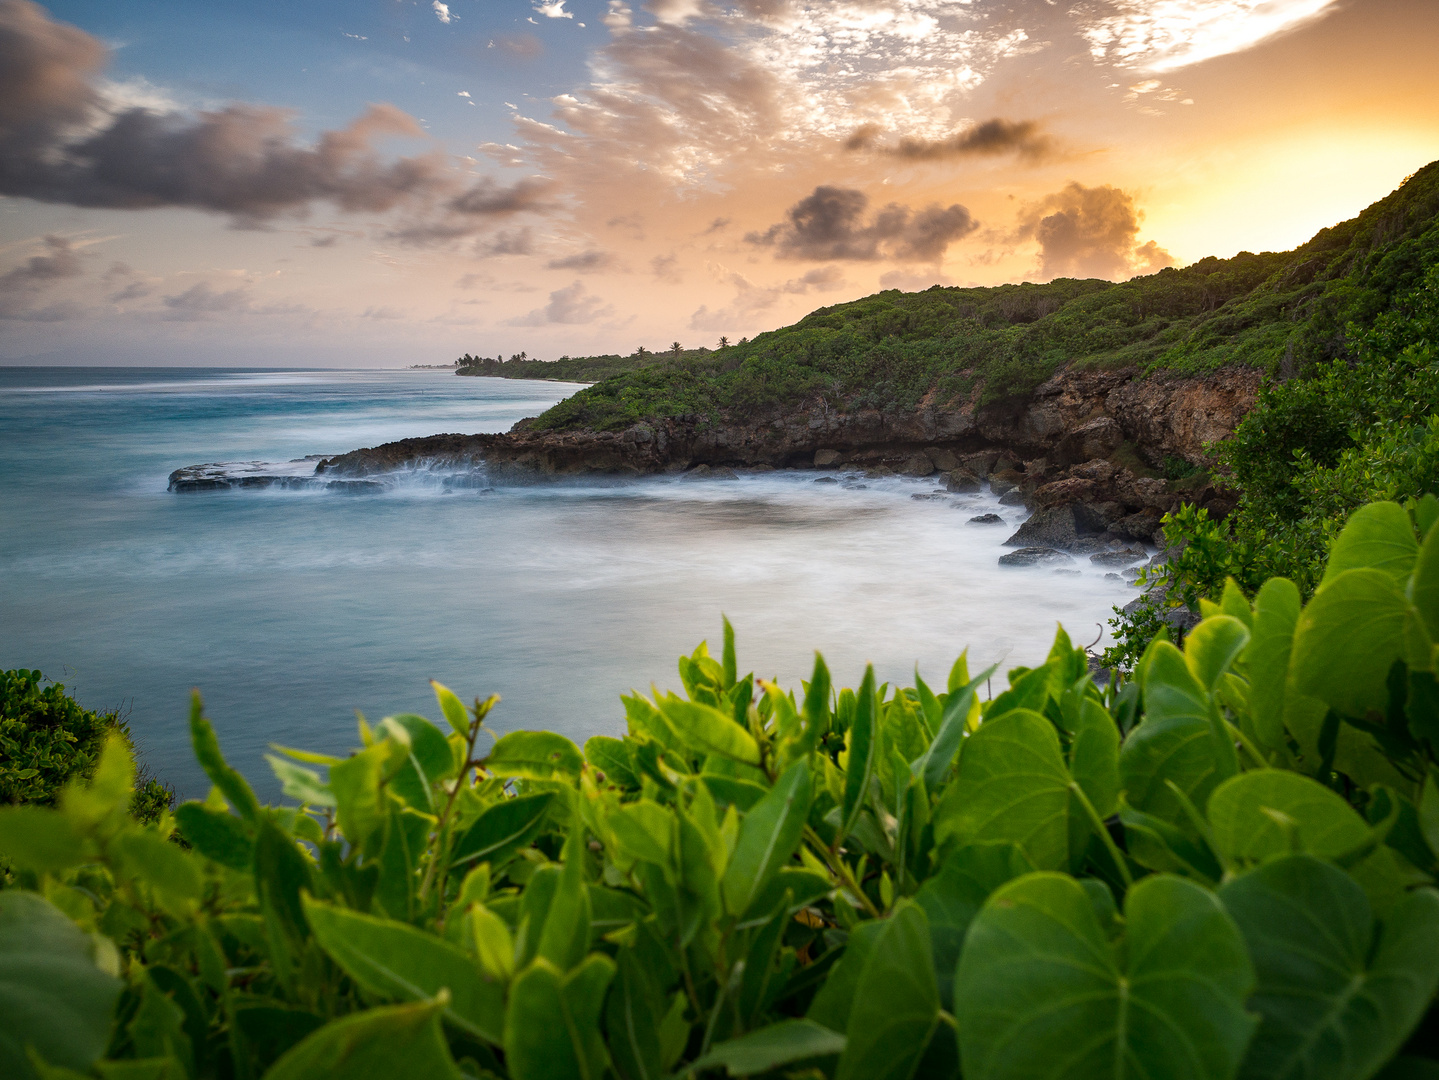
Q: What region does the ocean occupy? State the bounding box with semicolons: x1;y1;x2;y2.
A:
0;366;1138;799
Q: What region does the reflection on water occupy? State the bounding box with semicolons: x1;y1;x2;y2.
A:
0;367;1137;799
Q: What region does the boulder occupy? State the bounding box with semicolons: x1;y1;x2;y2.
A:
1033;477;1097;508
1070;457;1118;482
1112;511;1166;544
967;513;1005;525
989;477;1019;497
959;451;999;477
925;447;959;472
998;489;1029;507
1074;501;1124;534
945;469;982;493
814;476;838;484
866;465;894;478
1004;505;1079;549
814;449;845;468
681;464;738;481
1053;416;1124;465
901;453;936;477
999;547;1075;567
1090;546;1148;566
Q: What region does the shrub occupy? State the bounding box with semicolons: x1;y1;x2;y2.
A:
1;499;1437;1079
0;668;171;823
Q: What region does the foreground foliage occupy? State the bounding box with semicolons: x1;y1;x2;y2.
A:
531;161;1439;432
3;499;1439;1079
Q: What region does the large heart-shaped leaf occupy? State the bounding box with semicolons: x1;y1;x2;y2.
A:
1206;770;1370;867
0;892;123;1080
485;730;584;782
691;1020;846;1077
1219;856;1439;1080
1244;577;1303;752
933;710;1071;870
1319;501;1419;591
954;872;1256;1080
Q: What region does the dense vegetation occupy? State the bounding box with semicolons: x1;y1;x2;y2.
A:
1;668;171;825
525;161;1439;432
2;498;1438;1079
456;352;665;384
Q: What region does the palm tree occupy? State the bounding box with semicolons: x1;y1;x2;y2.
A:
718;336;729;349
671;341;683;356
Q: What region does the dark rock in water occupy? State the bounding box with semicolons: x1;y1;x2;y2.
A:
749;464;775;472
925;447;959;472
1105;572;1123;581
989;476;1019;497
1052;568;1083;576
901;453;935;477
681;464;738;481
814;476;838;484
998;546;1074;567
944;469;982;493
1068;537;1113;555
1004;505;1079;549
959;451;998;477
813;449;845;468
967;513;1005;525
1090;546;1148;566
866;465;894;478
910;492;946;501
998;488;1029;507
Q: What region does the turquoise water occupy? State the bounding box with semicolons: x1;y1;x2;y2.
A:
0;367;1134;799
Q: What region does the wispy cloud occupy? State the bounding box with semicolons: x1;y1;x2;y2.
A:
507;280;614;325
432;1;454;25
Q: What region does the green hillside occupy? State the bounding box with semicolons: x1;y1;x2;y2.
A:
528;159;1439;433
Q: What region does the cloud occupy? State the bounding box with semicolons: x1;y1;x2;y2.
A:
547;249;613;271
534;1;574;18
845;118;1053;163
651;253;683;283
702;217;730;234
1017;181;1174;280
386;177;555;244
506;280;614;325
0;0;543;232
490;33;544;59
432;2;453;25
1076;0;1342;73
782;266;845;293
477;227;535;256
160;281;250;320
0;234;88;318
747;186;978;262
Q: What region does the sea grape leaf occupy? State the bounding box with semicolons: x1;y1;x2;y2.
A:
1185;615;1250;692
1119;709;1224;829
1219;856;1439;1080
1206;769;1370;867
585;736;639;788
653;695;760;766
807;919;885;1033
1292;569;1430;720
0;892;123;1080
504;955;615;1080
450;792;554;868
1245;577;1303;752
836;903;939;1080
954;872;1256;1080
933;710;1071;871
377;714;455;813
914;842;1033;1011
303;896;506;1045
1067;695;1119;820
1320;501;1419;592
263;999;461;1080
721;759;811;918
174;801;252;871
840;666;879;839
485;730;584;782
689;1019;846;1077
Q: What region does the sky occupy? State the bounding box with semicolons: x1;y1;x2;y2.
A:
1;0;1437;366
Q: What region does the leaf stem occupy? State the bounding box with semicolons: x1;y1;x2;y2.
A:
1069;782;1133;891
803;825;881;918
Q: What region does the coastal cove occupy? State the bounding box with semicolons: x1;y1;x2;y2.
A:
0;366;1135;802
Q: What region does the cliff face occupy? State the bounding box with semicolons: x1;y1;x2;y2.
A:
319;365;1259;478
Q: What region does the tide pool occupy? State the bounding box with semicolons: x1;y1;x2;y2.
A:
0;366;1137;799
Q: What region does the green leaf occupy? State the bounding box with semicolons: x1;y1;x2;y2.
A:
188;693;260;822
585;736;639;788
913;666;994;792
1245;577;1303;752
654;696;761;766
0;892;123;1080
606;950;664;1080
1219;856;1439;1080
688;1019;846;1077
380;714;457;812
836;903;938;1080
0;807;86;875
303;896;506;1045
430;680;471;737
450;792;554;868
840;666;878;840
1320;501;1419;591
505;955;615;1080
536;825;592;972
174;802;254;870
116;830;203;914
1185;615;1250;691
955;872;1256;1080
722;615;738;689
266;755;336;808
721;760;812;918
1206;770;1370;866
263;999;461;1080
1292;569;1430;720
914;842;1034;1011
1067;695;1119;820
1413;516;1439;644
328;742;392;849
254;819;313;987
933;710;1070;871
807;920;885;1033
486;730;585;781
